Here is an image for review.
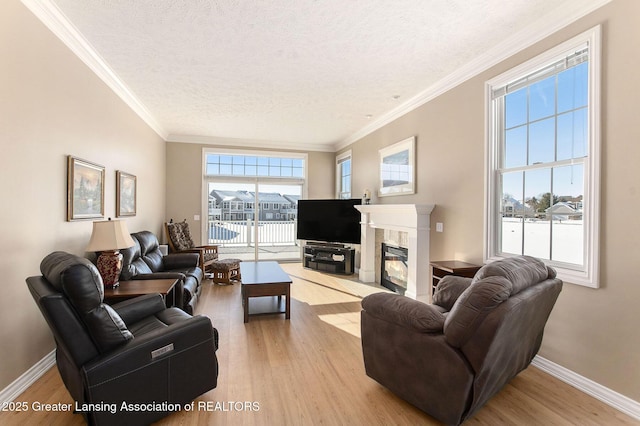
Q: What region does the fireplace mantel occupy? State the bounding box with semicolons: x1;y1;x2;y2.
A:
355;204;435;303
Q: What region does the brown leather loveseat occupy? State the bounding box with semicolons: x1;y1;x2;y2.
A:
361;255;562;425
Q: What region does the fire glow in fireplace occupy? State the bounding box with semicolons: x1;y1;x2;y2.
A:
381;243;408;294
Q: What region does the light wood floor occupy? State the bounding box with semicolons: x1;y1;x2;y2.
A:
2;263;637;425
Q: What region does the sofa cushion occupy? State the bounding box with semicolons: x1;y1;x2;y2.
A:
132;231;165;271
120;239;153;280
41;251;97;294
444;276;512;348
472;255;553;296
433;275;472;311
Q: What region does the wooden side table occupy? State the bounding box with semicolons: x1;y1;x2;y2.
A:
103;278;181;309
430;260;482;297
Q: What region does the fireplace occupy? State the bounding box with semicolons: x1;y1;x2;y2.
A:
354;204;435;302
381;243;408;294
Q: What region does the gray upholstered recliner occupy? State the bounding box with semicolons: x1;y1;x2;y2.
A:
120;230;203;314
361;255;562;425
27;251;218;426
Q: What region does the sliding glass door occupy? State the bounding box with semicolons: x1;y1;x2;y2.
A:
203;150;306;262
206;181;302;261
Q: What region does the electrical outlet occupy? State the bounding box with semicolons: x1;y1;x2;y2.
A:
194;215;200;221
436;222;444;232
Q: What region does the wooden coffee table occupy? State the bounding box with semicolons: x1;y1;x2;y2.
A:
103;278;181;309
240;261;292;323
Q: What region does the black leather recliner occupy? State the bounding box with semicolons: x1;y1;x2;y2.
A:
120;230;203;314
27;251;219;426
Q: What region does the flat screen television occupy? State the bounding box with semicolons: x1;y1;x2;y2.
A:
296;199;362;244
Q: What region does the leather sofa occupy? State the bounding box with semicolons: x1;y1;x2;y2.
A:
26;251;218;426
361;255;562;425
120;231;203;315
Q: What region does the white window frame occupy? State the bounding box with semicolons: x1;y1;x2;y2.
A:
201;147;308;252
336;150;352;199
484;26;601;288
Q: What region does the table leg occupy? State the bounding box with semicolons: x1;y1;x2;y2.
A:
285;286;290;320
242;285;249;323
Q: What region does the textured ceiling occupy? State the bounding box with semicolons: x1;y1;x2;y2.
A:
43;0;607;150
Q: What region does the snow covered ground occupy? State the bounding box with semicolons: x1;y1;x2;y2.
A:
501;218;583;265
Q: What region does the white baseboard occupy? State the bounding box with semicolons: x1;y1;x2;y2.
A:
0;350;55;404
2;350;639;422
532;355;640;421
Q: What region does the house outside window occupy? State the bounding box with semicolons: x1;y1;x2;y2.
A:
485;26;601;288
336;150;352;199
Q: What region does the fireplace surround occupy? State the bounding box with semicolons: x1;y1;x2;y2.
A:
355;204;435;302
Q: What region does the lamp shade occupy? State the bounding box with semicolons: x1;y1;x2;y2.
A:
86;219;135;252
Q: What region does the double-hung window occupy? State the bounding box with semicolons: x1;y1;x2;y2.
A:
336;150;352;199
485;26;601;287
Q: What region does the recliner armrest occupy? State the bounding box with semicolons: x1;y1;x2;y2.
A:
361;293;446;333
111;294;166;325
163;253;200;269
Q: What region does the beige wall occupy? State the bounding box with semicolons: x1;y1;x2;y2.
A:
165;142;335;245
0;0;166;389
342;0;640;402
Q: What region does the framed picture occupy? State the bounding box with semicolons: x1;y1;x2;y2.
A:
116;170;137;217
67;156;105;221
378;136;416;197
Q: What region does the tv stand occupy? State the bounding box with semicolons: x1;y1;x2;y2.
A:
303;243;355;275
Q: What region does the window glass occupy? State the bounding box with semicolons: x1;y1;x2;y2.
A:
337;153;352;199
501;171;524;255
505;88;527;128
528;117;555;164
205;153;305;178
505;126;527;168
557;109;587;161
529;76;556;121
558;62;588;112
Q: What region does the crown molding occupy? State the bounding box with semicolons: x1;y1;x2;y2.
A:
21;0;611;152
166;134;335;152
21;0;168;140
334;0;612;151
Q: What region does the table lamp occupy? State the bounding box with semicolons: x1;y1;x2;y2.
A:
86;218;135;288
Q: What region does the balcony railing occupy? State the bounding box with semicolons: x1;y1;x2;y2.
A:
207;219;298;247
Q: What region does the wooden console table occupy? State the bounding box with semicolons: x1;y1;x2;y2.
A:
430;260;482;297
